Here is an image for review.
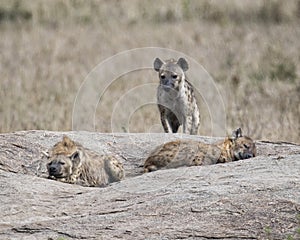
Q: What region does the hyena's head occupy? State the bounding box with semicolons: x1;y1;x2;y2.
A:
50;135;78;156
47;150;83;180
230;128;256;160
154;57;189;92
46;136;83;180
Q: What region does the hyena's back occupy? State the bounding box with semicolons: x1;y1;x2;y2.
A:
143;128;257;173
144;140;221;172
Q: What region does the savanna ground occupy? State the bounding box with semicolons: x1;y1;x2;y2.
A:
0;0;299;143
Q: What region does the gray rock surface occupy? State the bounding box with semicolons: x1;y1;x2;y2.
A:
0;131;299;240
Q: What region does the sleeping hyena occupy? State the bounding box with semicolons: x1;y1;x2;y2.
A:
144;128;256;172
154;57;200;135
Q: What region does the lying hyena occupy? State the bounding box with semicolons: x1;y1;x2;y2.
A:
46;136;124;187
154;57;200;135
144;128;256;172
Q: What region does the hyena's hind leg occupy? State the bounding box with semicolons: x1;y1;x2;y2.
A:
182;115;198;135
190;109;200;135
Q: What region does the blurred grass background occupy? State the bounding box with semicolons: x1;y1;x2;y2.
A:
0;0;299;143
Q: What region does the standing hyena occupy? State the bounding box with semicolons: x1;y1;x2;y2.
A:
154;57;200;135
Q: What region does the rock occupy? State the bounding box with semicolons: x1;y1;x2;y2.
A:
0;131;299;240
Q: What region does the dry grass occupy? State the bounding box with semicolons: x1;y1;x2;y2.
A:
0;0;299;143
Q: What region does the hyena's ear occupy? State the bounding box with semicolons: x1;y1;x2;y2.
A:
62;135;74;147
177;58;189;72
154;58;164;72
70;150;82;166
231;128;243;140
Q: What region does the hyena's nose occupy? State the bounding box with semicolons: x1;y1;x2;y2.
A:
49;166;57;173
162;79;174;87
168;81;175;88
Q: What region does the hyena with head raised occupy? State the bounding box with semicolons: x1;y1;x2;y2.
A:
154;57;200;135
144;128;256;173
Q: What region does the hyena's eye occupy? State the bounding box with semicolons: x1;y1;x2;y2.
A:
59;161;65;165
172;74;178;79
160;74;166;79
243;144;249;149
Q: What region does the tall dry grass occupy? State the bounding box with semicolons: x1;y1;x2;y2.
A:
0;0;299;143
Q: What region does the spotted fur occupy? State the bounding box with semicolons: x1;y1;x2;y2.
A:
154;57;200;134
46;136;124;187
144;128;256;172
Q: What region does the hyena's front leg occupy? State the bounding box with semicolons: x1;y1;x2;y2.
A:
167;111;180;133
158;105;173;133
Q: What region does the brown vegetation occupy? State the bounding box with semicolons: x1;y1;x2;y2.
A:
0;0;299;143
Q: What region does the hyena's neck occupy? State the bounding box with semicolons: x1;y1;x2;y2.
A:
216;140;234;163
178;75;186;94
